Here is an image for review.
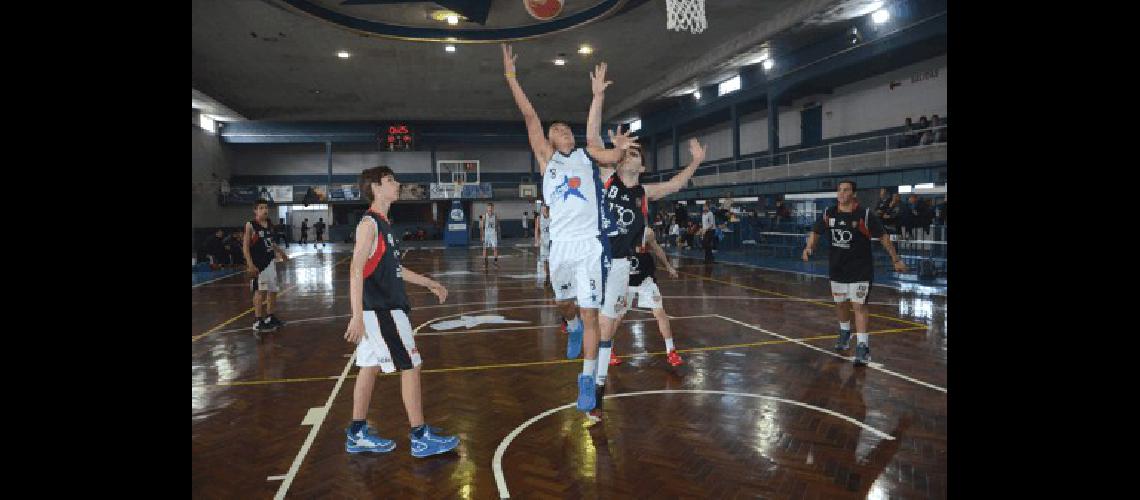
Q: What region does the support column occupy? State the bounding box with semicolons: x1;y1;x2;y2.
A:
767;92;780;162
731;104;741;161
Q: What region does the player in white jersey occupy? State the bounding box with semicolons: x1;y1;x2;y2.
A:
481;203;501;268
534;204;552;278
502;45;635;412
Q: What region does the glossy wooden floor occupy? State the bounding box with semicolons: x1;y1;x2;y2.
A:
192;243;947;499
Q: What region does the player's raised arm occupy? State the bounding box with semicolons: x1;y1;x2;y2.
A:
502;44;554;169
644;138;707;200
586;62;612;149
586;125;638;166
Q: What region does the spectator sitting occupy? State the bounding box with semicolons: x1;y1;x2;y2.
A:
225;231;245;267
918;115;933;145
881;194;901;234
669;219;681;247
902;117;917;147
931;114;946;143
936;195;947;225
875;188;893;220
203;229;226;269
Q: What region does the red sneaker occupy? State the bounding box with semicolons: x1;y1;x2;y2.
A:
609;352;623;366
666;350;684;367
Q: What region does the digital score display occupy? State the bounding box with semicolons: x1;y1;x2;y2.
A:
382;124;414;151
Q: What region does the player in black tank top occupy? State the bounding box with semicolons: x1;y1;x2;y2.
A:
359;210;410;312
343;166;459;457
244;200;289;335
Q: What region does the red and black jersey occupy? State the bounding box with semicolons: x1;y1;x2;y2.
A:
248;219;276;271
361;211;410;312
603;173;648;259
810;204;886;283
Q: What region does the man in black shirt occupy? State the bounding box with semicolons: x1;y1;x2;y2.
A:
243;200;289;335
314;217;327;247
343;165;459;458
803;180;907;365
204;229;226;268
300;219;309;245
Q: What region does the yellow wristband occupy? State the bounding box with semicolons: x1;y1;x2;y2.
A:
505;72;516;78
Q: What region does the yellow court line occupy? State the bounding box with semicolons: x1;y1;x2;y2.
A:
198;326;927;387
679;271;928;328
192;284;298;343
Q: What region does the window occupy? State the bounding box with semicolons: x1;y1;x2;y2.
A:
898;185;913;194
199;114;216;134
717;75;741;96
629;119;642;132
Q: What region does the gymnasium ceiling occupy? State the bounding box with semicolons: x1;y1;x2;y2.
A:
192;0;909;123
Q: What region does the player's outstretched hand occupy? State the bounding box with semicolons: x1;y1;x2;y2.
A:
801;247;813;262
429;282;448;304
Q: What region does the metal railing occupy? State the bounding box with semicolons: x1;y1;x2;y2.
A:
646;125;948;186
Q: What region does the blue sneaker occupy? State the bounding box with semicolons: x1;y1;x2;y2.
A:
835;329;852;351
854;342;871;366
576;374;596;411
566;320;583;359
345;425;396;454
409;425;459;458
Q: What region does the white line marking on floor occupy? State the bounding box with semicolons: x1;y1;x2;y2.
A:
492;389;896;499
714;314;946;393
272;352;356;498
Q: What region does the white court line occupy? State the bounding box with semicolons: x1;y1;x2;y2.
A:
417;313;711;337
491;389;896;499
662;250;947;296
714;314;946;393
272;352;357;499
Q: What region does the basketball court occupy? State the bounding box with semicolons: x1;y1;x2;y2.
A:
193;0;948;497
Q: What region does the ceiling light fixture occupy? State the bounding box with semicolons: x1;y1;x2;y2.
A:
445;44;456;53
446;14;459;25
578;45;593;55
762;59;774;71
337;50;351;59
693;90;702;100
872;9;890;24
554;54;566;66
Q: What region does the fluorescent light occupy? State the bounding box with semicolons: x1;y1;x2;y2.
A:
915;183;935;190
872;9;890;24
554;57;566;66
630;119;642;132
337;50;350;59
718;75;741;96
445;44;456;53
446;14;459;25
898;185;913;193
578;45;593;55
762;59;774;71
199;114;216;133
693;90;702;99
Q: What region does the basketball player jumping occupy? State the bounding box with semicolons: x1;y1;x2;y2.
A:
343;165;459;458
502;44;636;412
587;63;707;420
803;180;908;365
243;199;289;338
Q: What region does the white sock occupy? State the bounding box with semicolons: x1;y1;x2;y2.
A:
582;359;597;376
857;332;869;344
664;337;675;352
840;321;851;331
595;340;613;385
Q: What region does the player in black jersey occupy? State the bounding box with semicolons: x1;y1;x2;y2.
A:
610;226;683;367
342;166;459;458
803;180;907;365
243;199;289;337
588;130;706;422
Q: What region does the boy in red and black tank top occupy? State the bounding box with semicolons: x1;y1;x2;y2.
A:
342;166;459;458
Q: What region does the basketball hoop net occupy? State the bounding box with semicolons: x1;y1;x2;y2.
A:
666;0;707;34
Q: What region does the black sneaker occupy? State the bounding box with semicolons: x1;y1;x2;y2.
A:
266;315;285;329
252;318;275;337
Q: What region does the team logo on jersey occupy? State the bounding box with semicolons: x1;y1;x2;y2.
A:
831;229;853;248
552;175;587;201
